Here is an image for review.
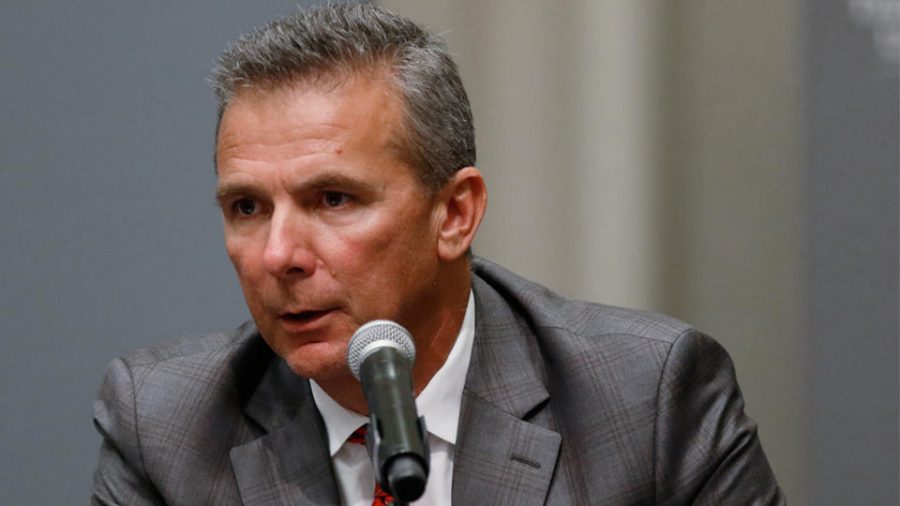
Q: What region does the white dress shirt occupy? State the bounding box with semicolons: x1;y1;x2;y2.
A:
310;292;476;506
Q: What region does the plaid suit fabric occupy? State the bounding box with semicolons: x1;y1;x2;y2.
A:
92;257;784;505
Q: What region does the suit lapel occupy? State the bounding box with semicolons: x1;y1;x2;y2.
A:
452;277;561;505
230;358;340;505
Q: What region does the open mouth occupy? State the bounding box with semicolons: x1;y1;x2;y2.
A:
281;308;334;323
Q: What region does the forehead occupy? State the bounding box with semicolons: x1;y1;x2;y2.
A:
216;73;407;164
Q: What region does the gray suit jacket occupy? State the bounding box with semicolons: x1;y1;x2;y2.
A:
93;257;784;505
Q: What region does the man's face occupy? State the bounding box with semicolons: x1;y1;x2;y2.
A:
215;76;443;383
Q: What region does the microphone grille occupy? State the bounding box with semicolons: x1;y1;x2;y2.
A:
346;320;416;379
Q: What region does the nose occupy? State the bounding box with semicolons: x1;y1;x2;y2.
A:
262;211;317;278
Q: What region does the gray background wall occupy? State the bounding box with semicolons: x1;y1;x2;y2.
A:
1;2;306;502
807;0;898;504
1;1;896;504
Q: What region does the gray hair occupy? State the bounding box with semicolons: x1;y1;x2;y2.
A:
210;3;475;192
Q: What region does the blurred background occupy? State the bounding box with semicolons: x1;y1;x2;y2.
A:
1;1;896;504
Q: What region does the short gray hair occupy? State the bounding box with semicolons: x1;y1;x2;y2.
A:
210;3;475;192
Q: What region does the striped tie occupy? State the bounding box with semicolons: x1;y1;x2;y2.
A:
348;425;397;506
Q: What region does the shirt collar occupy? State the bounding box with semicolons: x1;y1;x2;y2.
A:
311;291;476;457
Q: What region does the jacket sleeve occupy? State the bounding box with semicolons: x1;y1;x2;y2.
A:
92;357;166;505
654;330;786;505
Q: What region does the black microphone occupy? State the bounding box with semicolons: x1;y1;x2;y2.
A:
347;320;429;503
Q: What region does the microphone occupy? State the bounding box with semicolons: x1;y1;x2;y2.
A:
347;320;429;502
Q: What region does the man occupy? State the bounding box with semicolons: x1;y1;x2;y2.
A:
93;4;784;505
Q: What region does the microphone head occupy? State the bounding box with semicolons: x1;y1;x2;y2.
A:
347;320;416;380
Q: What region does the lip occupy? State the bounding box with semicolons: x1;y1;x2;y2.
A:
277;307;338;332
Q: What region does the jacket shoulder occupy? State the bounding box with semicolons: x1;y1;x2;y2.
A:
105;320;274;417
472;256;691;345
118;321;256;369
470;257;784;504
93;322;272;503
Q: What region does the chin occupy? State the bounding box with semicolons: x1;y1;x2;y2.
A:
281;341;351;382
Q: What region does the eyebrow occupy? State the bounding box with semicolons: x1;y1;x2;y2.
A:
214;181;258;205
293;172;377;194
214;171;379;204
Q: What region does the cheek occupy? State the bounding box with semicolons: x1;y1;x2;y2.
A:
321;225;406;294
225;238;264;288
324;212;399;257
225;240;247;275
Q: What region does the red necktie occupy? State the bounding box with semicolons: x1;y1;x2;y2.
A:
348;425;397;506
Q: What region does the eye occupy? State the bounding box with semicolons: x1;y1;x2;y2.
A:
232;198;257;216
322;191;351;208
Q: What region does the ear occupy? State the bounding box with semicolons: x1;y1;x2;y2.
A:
435;166;488;262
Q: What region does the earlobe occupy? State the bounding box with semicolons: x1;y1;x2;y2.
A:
436;167;487;262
